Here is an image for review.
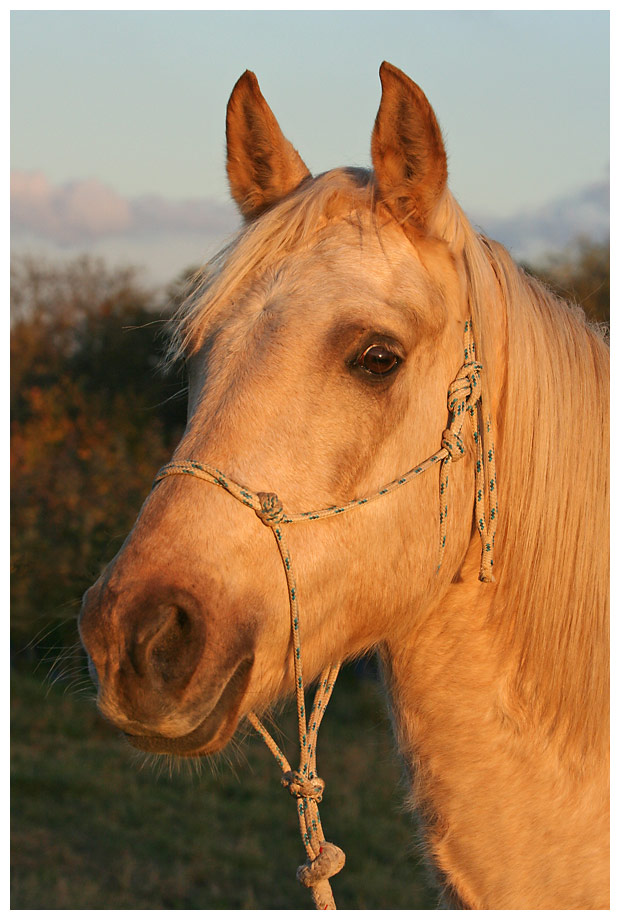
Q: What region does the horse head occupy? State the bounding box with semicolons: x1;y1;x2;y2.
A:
79;63;479;756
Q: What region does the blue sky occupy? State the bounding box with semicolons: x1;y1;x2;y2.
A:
10;10;610;285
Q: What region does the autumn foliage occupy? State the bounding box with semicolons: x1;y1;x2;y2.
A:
522;236;610;328
11;256;187;654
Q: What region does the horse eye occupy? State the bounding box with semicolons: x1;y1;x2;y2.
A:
357;344;400;376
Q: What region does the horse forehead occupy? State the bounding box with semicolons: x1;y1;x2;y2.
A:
245;221;432;324
192;217;454;379
292;218;425;285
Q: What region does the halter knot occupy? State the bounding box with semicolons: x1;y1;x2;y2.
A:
281;770;325;802
447;361;483;414
256;492;285;525
441;428;466;461
296;841;346;889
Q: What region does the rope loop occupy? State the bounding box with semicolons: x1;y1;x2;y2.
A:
441;428;465;461
447;361;483;414
256;491;285;525
281;770;325;802
296;841;346;888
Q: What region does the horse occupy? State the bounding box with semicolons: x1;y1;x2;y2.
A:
78;62;609;909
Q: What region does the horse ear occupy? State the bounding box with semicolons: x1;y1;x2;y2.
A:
371;62;448;230
226;71;311;221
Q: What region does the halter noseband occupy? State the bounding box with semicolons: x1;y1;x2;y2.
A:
153;317;497;910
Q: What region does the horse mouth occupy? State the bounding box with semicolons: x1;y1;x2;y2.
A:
124;656;253;757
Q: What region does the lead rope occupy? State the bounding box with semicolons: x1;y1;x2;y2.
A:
153;317;497;910
245;504;345;910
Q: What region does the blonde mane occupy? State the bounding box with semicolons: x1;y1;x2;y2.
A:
171;168;609;760
466;232;609;759
435;191;608;758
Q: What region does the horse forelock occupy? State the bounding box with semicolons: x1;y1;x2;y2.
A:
166;168;378;363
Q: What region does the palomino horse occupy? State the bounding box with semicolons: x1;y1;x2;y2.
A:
79;63;609;909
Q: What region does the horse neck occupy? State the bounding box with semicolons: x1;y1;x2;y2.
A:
379;547;608;909
377;241;609;908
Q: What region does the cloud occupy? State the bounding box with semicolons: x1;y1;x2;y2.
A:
11;171;238;247
11;172;132;244
11;170;609;263
472;178;609;260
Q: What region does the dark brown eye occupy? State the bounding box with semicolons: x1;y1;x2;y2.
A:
357;344;400;376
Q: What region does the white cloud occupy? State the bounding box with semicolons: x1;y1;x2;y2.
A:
11;172;132;244
10;170;609;284
11;171;239;247
472;178;609;260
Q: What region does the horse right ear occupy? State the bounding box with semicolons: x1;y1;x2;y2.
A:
226;71;311;221
371;62;448;231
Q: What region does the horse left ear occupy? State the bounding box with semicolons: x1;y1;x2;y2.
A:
371;62;448;230
226;70;311;221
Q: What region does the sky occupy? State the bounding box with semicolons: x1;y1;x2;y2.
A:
10;10;610;287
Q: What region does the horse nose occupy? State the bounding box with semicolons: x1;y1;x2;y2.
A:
79;582;208;725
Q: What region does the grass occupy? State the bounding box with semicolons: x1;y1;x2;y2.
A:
11;662;437;909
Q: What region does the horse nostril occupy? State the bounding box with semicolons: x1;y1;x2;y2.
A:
151;605;193;681
131;601;206;689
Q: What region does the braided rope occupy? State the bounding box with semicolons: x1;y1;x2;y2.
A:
437;319;497;579
152;318;497;909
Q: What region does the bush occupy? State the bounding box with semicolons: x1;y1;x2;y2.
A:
11;256;186;657
522;237;609;328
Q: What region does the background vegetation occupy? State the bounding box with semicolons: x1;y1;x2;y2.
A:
10;238;609;909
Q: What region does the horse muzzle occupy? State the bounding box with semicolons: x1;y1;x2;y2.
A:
78;577;256;756
123;655;254;756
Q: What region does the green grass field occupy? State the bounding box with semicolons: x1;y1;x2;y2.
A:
11;663;437;909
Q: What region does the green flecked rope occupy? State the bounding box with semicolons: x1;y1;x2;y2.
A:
438;319;497;581
152;317;497;910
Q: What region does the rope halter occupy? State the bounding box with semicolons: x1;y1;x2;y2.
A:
153;317;498;910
